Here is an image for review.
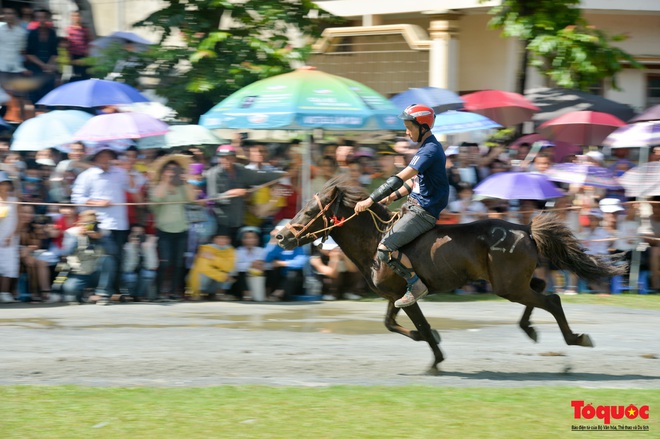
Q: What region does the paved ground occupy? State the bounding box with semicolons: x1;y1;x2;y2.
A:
1;299;658;388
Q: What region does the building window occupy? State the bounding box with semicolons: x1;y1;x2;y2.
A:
647;74;660;107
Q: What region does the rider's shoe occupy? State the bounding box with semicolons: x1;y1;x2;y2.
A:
394;278;429;308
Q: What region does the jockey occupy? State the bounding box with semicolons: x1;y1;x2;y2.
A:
354;104;449;307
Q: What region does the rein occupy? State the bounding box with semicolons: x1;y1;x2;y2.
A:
285;193;401;246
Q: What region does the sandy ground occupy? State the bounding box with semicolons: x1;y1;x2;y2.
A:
0;299;658;388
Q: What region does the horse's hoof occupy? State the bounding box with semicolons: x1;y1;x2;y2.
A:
527;327;538;343
426;366;441;376
578;334;595;347
431;329;441;344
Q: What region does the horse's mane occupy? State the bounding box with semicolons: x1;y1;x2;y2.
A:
321;174;393;218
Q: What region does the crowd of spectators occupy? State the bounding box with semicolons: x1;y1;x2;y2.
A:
0;131;657;305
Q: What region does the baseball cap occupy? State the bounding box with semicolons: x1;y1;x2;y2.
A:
599;198;624;213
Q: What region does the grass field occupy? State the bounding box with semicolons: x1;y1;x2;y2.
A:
0;386;657;439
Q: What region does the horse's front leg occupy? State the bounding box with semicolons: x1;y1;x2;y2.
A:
384;300;423;341
402;303;444;374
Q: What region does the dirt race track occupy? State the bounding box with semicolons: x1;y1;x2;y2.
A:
1;299;659;388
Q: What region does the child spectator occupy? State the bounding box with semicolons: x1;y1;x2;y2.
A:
310;237;362;301
122;224;158;301
0;171;19;303
448;182;488;224
229;226;265;301
186;231;235;300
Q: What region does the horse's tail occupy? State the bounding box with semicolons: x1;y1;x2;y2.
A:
530;213;627;281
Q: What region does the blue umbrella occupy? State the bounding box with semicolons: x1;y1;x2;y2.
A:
199;67;403;131
390;86;464;114
36;79;150;108
10;110;94;151
432;110;502;134
474;172;564;200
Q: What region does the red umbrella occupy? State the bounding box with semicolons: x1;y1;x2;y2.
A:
461;90;540;126
510;133;582;163
538;110;626;146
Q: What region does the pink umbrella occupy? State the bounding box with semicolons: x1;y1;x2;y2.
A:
538;110;625;146
510;134;582;162
461;90;540;126
73;112;169;142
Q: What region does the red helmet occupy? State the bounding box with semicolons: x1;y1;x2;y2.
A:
216;144;237;156
399;104;435;130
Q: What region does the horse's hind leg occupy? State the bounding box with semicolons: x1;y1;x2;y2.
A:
523;289;594;347
519;277;546;342
402;303;445;374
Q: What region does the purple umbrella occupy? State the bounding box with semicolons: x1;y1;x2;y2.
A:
545;163;623;189
619;161;660;197
474;172;564;200
602;121;660;149
73;112;169;142
37;79;150;108
628;105;660;123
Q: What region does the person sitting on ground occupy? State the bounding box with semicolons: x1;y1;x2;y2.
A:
228;226;265;301
60;210;116;304
263;220;309;301
186;230;235;300
310;237;363;301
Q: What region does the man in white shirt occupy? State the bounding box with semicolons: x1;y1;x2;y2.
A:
0;7;29;117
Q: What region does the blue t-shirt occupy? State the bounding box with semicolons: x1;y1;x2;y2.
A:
408;135;449;218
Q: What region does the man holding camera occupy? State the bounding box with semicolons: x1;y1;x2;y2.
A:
60;210;116;304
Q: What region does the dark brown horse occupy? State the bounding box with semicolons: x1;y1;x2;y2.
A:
276;175;626;374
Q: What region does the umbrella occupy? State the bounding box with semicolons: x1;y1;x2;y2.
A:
525;87;637;125
137;124;225;149
619;161;660;197
461;90;539;126
90;31;153;57
10;110;93;151
510;134;582;163
474;172;564;200
36;79;151;108
603;121;660;149
545;163;623;189
628;105;660;123
538;110;626;146
73;112;169;142
199;66;402;131
390;87;464;114
431;110;501;134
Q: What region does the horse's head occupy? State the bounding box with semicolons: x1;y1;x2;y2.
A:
276;183;342;250
277;175;368;250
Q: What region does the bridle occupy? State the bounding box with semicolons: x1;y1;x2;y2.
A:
284;193;346;246
283;191;401;247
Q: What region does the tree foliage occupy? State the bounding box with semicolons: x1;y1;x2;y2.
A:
487;0;642;92
90;0;340;121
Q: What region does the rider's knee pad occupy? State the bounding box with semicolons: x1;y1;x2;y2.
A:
378;247;414;281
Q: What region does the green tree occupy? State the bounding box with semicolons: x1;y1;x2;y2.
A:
487;0;642;93
90;0;339;121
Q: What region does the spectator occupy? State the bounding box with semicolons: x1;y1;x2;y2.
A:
264;220;308;301
272;163;301;225
310;155;338;195
186;231;235;300
149;154;197;300
0;6;29;117
245;142;274;171
647;196;660;291
65;10;92;81
184;162;215;269
0;171;18;302
310;237;362;301
49;142;91;202
448;182;488;224
368;144;406;210
24;9;59;104
121;224;158;301
206;144;282;244
71;147;138;296
577;208;614;292
61;210;116;304
229;226;265;301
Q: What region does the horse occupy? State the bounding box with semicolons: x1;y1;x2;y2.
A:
276;175;626;374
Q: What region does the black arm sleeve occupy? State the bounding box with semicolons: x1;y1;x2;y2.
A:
368;175;404;203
